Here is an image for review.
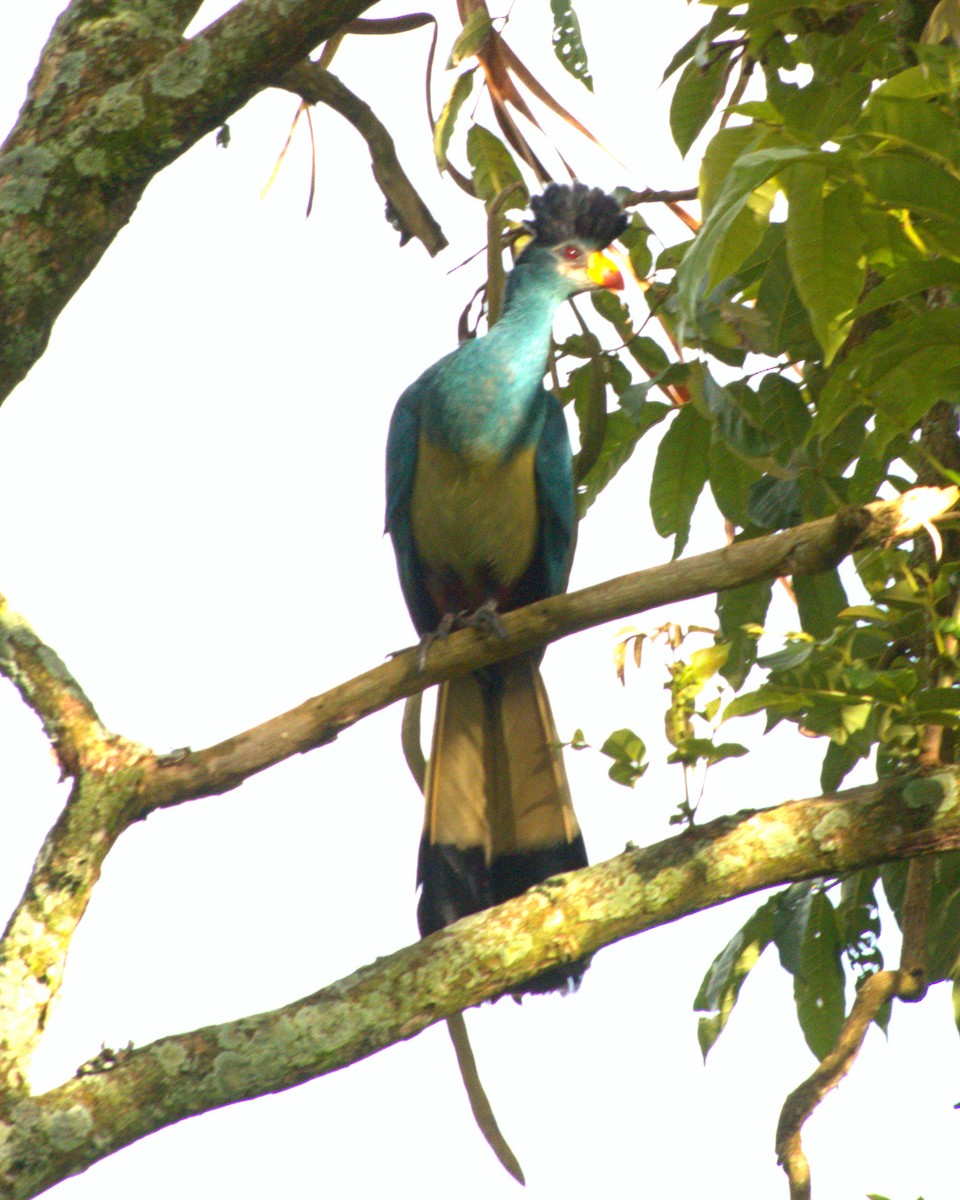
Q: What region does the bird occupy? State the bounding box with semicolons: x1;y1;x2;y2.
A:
386;183;627;993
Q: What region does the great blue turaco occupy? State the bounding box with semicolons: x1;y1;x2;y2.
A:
386;183;627;993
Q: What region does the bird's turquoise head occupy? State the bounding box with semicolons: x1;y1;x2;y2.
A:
512;183;628;302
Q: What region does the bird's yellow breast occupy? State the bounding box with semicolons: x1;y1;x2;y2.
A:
410;436;539;599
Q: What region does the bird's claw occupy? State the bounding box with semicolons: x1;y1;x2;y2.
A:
416;601;506;671
459;598;507;639
417;611;457;671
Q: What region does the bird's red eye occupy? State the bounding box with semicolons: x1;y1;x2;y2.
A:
562;244;581;261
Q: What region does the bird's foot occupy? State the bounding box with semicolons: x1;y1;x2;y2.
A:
416;601;506;670
458;598;507;640
417;611;457;671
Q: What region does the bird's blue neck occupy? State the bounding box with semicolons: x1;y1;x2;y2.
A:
485;254;566;383
424;249;569;460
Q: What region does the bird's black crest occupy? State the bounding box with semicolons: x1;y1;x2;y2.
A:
527;183;627;251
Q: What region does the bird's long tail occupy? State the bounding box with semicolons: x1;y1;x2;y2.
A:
417;655;587;993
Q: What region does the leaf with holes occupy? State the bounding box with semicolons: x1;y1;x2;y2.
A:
550;0;593;90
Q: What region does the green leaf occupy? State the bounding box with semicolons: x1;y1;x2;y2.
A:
860;92;960;164
768;74;872;142
754;227;819;359
447;10;492;67
709;435;761;526
835;870;883;980
757;639;815;672
756;373;811;453
650;404;711;558
914;687;960;715
815;309;960;443
873;63;954;100
599;728;647;787
687;643;730;685
433;70;475;172
466;125;526;210
717;577;773;689
670;55;730;158
793;890;845;1060
772;884;845;1060
550;0;593;91
927;856;960;983
860;150;960;228
702;372;775;460
723;686;809;721
851;258;960;319
619;214;653;280
694;895;777;1059
821;737;866;793
577;398;671;517
675;145;813;326
888;853;960;985
785;163;865;365
795;570;848;640
701;127;765;217
747;476;802;529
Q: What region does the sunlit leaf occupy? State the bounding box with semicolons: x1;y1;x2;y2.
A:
466;125;526;210
851;258;960;319
600;728;647;787
434;70;475;172
447;9;492;67
675;145;813;326
815;309;960;442
785;163;865;365
694;895;777;1059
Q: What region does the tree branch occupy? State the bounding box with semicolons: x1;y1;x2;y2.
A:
0;0;380;405
278;62;446;255
5;772;960;1197
0;488;954;1100
145;486;959;811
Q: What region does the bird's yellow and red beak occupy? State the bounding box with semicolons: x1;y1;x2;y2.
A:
586;250;623;291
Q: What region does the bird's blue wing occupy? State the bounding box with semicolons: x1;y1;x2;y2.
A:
385;386;438;635
534;390;577;598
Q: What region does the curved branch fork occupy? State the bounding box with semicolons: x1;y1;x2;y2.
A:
0;485;956;1191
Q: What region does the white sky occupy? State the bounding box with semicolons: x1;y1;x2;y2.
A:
2;3;959;1198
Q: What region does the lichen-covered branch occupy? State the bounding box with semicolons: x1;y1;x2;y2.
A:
0;596;148;1087
0;488;954;1121
0;0;380;405
4;773;960;1198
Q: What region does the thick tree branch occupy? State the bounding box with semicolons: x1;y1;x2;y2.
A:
0;0;380;405
0;595;105;779
4;774;960;1198
0;488;954;1099
0;598;147;1085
